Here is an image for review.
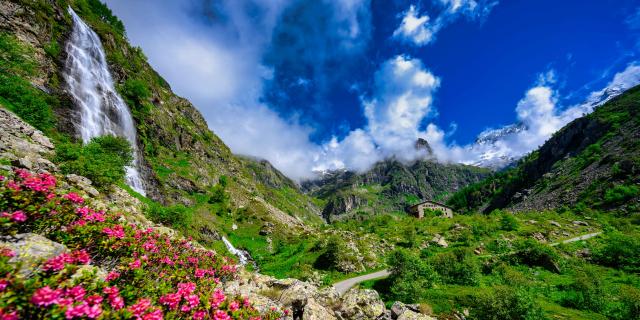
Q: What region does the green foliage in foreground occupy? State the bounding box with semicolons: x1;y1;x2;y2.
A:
55;136;133;191
473;286;546;320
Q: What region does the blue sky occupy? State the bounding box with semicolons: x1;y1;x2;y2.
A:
105;0;640;180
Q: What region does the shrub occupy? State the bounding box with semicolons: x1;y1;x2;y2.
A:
499;213;519;231
313;236;345;271
430;249;480;286
508;239;562;273
387;249;438;303
604;184;640;206
55;136;133;191
145;203;192;229
473;286;546;320
592;232;640;272
559;268;606;312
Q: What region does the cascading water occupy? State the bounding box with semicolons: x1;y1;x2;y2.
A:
63;8;146;195
222;236;250;266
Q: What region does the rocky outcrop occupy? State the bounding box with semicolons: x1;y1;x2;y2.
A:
322;193;368;222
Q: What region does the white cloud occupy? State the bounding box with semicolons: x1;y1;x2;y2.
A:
422;62;640;168
393;0;498;46
314;55;441;172
392;5;435;46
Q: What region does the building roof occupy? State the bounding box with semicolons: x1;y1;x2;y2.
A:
408;200;454;210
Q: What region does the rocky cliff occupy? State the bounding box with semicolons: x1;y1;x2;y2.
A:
448;85;640;214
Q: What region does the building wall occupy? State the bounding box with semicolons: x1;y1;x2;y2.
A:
410;202;453;219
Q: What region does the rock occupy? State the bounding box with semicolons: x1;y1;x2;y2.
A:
572;220;589;226
0;233;67;275
66;174;100;197
303;298;337;320
338;289;385;319
532;232;547;243
71;265;107;283
431;234;448;248
232;223;238;230
397;310;437;320
550;220;561;228
528;220;537;224
259;222;274;235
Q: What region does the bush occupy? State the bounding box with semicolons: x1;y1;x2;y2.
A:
473;286;546;320
592;232;640;272
499;213;519;231
55;136;133;190
430;249;480;286
559;268;606;312
604;184;640;205
387;249;438;303
313;236;345;271
145;202;192;229
508;239;562;273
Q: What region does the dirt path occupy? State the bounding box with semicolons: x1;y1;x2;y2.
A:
333;269;391;296
332;231;602;295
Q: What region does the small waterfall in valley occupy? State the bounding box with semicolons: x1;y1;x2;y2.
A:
222;236;250;266
63;8;146;195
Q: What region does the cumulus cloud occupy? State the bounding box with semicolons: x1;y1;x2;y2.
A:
392;5;434;46
314;55;441;172
393;0;498;46
420;62;640;168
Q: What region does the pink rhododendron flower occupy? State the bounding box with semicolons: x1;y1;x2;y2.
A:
128;298;152;317
0;308;18;320
63;192;84;204
31;286;62;306
193;311;207;320
214;310;231;320
211;289;226;308
67;286;86;301
129;259;142;269
6;181;20;191
0;248;15;258
177;282;196;296
86;304;102;319
159;293;181;310
10;211;26;222
0;279;8;292
105;271;121;281
142;308;163;320
86;295;103;305
229;301;239;312
65;302;89;319
194;268;206;278
72;250;91;264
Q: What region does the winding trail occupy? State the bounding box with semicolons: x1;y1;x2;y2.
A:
332;231;602;295
333;269;391;296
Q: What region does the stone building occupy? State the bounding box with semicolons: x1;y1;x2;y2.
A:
407;200;454;219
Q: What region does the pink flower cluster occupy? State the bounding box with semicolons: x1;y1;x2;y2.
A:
76;206;106;223
15;169;56;193
103;224;125;239
103;286;124;310
42;250;91;272
62;192;84;204
0;210;26;223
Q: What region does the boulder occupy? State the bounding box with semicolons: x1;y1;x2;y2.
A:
303;298;337;320
1;233;67;275
338;289;385;319
397;310;437;320
431;234;448;248
549;220;561;228
572;220;589;226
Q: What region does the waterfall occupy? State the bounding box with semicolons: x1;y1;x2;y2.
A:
222;236;250;266
63;8;146;195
